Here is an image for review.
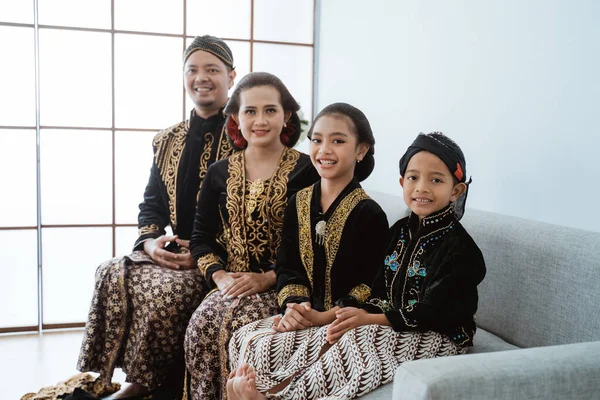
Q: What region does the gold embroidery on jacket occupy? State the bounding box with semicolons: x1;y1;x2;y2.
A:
296;187;369;310
153;121;187;230
245;180;270;263
268;148;299;261
225;152;247;272
138;224;160;236
349;283;371;303
277;284;310;308
215;123;234;161
296;186;315;288
197;253;221;276
323;188;369;309
199;132;214;181
225;148;300;272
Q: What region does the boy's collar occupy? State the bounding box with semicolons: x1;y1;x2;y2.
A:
408;203;456;233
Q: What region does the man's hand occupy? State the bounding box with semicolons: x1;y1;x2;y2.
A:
144;235;193;270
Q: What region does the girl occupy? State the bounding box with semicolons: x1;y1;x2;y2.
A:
184;72;319;399
227;132;486;399
226;103;390;399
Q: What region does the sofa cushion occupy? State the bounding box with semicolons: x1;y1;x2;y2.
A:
461;208;600;348
358;382;393;400
470;327;519;353
392;341;600;400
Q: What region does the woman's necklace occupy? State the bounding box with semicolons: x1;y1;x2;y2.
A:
246;179;265;223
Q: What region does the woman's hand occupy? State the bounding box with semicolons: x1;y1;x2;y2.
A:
219;270;276;299
143;235;194;270
326;307;372;344
212;270;235;292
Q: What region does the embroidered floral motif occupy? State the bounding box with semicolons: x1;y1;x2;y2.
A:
408;260;426;277
385;251;400;271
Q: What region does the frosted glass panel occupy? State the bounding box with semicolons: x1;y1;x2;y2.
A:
115;130;156;224
38;0;110;29
254;0;314;44
253;43;313;120
0;27;35;127
42;227;112;324
0;130;37;227
115;226;138;256
115;34;183;129
0;230;38;328
39;29;112;127
0;0;33;24
187;0;250;39
40;130;112;224
184;39;250;112
116;0;182;34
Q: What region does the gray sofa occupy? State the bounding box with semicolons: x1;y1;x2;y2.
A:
360;191;600;400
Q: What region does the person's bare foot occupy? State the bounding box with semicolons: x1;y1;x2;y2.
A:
108;382;149;399
227;363;267;400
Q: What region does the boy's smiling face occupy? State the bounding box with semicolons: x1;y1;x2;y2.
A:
400;151;465;220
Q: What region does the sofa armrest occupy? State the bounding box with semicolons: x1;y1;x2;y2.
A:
392;341;600;400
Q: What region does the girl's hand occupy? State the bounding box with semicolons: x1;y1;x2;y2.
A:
273;302;313;332
326;307;371;344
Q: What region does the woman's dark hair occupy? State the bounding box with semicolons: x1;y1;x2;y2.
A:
224;72;301;149
307;102;375;181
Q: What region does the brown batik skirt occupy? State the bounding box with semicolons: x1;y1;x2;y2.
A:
229;316;468;399
184;290;280;400
77;251;205;391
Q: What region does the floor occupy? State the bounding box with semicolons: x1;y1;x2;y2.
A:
0;329;126;399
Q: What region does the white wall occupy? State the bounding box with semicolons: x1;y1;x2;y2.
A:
317;0;600;232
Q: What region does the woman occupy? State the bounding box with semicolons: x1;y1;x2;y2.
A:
184;72;319;399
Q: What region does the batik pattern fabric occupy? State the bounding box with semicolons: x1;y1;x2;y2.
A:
78;109;233;391
229;317;465;399
184;291;279;400
77;252;205;390
185;148;319;400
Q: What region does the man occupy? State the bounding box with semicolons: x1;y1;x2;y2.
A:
77;35;237;399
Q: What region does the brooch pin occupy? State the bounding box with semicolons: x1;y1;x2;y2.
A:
315;220;327;245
